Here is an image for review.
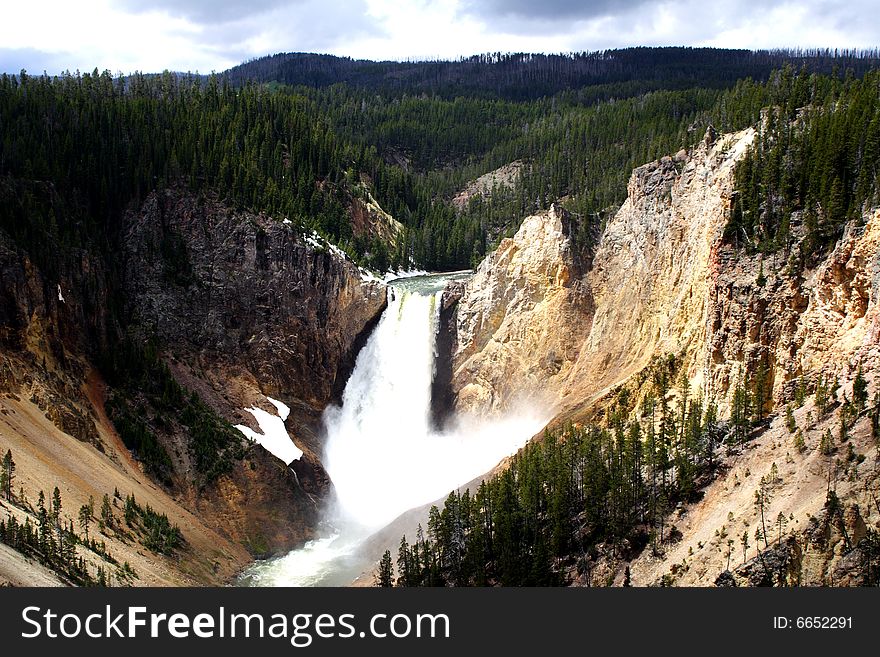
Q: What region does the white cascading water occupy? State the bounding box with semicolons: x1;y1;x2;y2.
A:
240;272;549;586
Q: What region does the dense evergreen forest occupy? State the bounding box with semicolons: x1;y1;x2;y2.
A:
727;68;880;259
381;356;717;586
261;49;880;269
382;362;880;587
5;48;880;276
225;48;880;102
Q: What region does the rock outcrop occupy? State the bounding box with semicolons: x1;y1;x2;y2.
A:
448;203;593;416
716;500;878;587
444;129;880;587
347;184;405;247
447;126;880;424
122;189;386;449
452;160;524;212
446;128;757;419
118;190;387;553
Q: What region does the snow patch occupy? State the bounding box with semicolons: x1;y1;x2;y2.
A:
266;396;290;421
301;229;438;287
359;268;381;283
234;398;302;465
57;285;65;303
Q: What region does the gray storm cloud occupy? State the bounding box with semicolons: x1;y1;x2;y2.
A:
1;0;877;75
460;0;653;21
114;0;296;24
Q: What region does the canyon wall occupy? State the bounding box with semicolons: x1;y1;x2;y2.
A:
447;127;880;423
0;188;386;583
443;127;880;586
122;189;386;453
447;127;760;419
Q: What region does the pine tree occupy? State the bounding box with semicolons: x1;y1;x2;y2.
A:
853;365;868;414
396;536;412;587
793;429;806;453
1;450;14;501
754;476;772;549
731;377;751;444
815;373;829;416
775;512;788;543
124;494;137;526
78;503;93;541
52;487;62;523
785;404;796;433
101;494;114;529
819;428;834;455
752;359;770;423
375;549;394;587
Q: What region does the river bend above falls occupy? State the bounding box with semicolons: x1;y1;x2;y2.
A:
239;271;549;586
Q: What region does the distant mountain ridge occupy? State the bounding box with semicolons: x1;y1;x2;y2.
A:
223;47;880;101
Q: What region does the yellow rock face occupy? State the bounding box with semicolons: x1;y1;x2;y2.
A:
451;203;593;416
451;125;880;424
450;129;758;418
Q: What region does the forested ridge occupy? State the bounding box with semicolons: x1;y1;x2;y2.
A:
226;48;880;102
5;48;880;276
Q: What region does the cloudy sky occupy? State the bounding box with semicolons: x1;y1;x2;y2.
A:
1;0;876;75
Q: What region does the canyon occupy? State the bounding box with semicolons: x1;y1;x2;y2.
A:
0;188;386;584
2;124;879;586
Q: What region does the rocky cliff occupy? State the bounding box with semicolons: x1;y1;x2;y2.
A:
447;126;880;423
122;189;386;451
448;202;594;416
447;128;758;419
0;187;387;583
443;127;880;585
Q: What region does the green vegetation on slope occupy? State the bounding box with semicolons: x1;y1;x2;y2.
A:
728;67;880;258
100;339;245;488
386;357;880;587
0;469;156;586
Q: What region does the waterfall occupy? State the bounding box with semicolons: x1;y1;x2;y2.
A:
240;272;548;586
323;286;444;528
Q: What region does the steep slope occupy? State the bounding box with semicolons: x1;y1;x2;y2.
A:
0;391;251;585
629;211;880;586
120;189;386;553
441;127;880;586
